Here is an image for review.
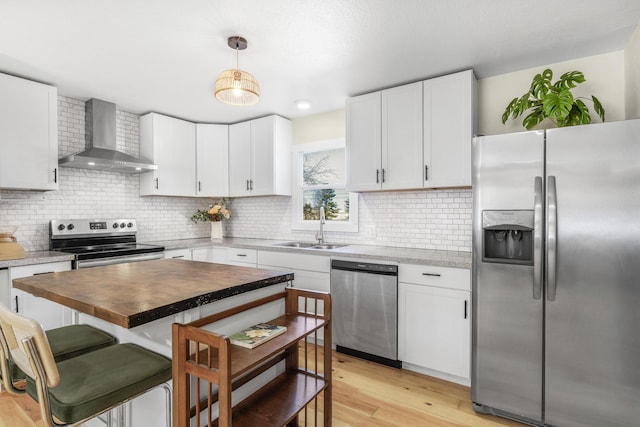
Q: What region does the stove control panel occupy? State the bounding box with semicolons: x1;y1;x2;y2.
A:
51;219;138;237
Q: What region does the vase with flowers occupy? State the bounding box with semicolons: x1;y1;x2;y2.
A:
191;198;231;239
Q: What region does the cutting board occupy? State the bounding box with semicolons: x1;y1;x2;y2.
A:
0;237;25;260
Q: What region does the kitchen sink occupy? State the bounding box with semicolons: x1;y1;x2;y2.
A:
273;242;347;250
310;244;346;250
274;241;316;248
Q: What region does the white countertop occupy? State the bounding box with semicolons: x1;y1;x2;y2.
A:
150;237;472;269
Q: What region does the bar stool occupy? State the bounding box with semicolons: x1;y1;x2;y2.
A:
0;323;116;394
0;304;172;427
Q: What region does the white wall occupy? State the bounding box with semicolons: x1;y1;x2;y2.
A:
625;24;640;119
292;109;345;145
478;51;625;135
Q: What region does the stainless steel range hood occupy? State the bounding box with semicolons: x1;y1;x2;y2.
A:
58;98;157;173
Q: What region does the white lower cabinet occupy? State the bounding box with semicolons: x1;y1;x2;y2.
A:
190;247;256;267
224;248;257;267
398;264;471;384
9;261;73;330
164;248;192;260
257;250;329;292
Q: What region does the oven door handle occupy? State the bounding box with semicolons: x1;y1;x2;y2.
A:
77;252;165;268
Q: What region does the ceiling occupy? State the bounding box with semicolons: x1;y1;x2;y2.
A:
2;0;640;124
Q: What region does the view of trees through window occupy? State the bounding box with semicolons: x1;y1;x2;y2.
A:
302;148;349;221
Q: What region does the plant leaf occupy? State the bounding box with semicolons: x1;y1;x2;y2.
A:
502;97;519;123
592;95;606;122
514;93;531;118
531;69;553;98
543;88;574;122
565;100;590;126
522;108;545;130
554;71;585;90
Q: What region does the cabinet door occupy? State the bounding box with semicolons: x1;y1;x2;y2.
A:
140;113;196;196
346;92;382;192
196;124;229;197
399;283;470;379
10;261;72;329
0;73;58;190
164;249;192;260
423;70;475;188
250;116;275;196
228;121;252;197
381;82;424;190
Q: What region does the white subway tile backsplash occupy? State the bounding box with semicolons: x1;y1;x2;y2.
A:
226;188;472;252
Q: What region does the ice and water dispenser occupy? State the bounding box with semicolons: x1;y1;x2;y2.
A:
482;210;534;265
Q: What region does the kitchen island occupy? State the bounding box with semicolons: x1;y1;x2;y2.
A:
12;259;294;427
12;258;294;328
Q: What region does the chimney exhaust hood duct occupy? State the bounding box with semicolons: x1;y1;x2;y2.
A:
58;98;157;173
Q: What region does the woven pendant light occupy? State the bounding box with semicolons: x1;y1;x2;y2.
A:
215;36;260;106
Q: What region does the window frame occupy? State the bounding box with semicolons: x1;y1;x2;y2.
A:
291;139;359;232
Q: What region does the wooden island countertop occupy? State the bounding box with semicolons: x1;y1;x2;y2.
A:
12;259;293;328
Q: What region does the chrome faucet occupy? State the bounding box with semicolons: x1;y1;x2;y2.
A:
316;206;325;244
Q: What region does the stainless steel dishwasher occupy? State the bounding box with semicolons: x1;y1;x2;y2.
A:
331;259;401;368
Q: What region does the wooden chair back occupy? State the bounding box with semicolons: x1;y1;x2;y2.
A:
0;303;59;387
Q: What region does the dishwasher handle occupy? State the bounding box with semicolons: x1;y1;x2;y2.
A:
330;259;398;276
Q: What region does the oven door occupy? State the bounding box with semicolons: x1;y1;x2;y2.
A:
75;252;165;269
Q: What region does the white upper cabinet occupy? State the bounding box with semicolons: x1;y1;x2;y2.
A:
347;82;423;191
228;121;252;196
196;123;228;197
423;69;476;188
139;113;196;196
0;73;58;190
347;70;476;192
382;82;424;190
346;91;382;192
229;115;291;197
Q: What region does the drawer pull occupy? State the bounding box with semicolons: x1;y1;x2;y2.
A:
422;273;441;277
33;272;55;276
172;255;185;259
236;254;247;257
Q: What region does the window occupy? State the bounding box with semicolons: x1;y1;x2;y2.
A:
292;139;358;232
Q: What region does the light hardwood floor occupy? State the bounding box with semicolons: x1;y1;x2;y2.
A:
0;349;526;427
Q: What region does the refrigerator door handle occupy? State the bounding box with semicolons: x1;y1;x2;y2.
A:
547;175;558;301
533;176;543;300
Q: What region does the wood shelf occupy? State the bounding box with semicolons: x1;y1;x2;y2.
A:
173;288;332;427
213;371;328;427
193;313;326;378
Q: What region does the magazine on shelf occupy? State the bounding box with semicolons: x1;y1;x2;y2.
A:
228;323;287;349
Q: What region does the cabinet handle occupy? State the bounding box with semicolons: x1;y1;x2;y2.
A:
15;295;19;313
425;165;429;181
246;179;250;191
464;300;468;319
376;169;380;184
172;255;185;259
155;178;159;189
236;254;247;257
421;272;441;277
249;179;253;190
382;168;386;183
33;272;54;276
53;168;58;183
198;181;201;192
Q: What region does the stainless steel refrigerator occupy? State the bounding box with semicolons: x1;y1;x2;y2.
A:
471;119;640;427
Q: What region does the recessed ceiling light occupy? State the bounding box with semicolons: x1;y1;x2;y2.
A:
88;162;96;166
295;100;311;110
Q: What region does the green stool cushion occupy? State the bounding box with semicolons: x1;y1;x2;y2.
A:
27;343;172;424
9;324;116;381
